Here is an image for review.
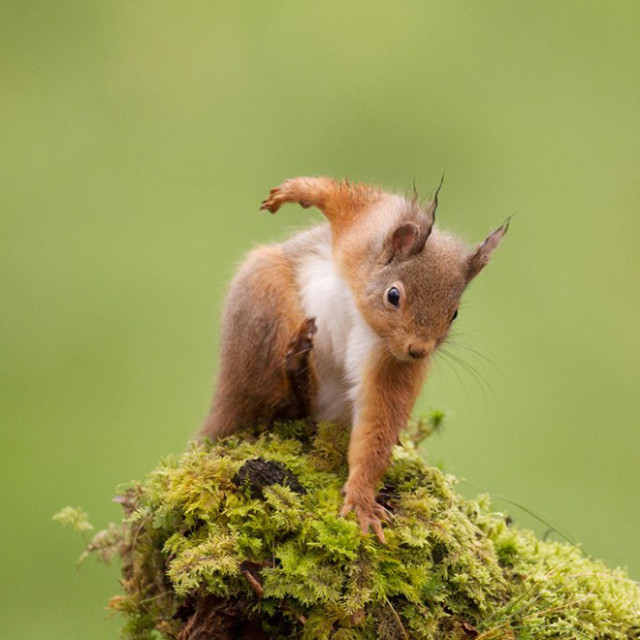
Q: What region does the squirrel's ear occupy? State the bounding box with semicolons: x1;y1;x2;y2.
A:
467;219;509;280
388;218;432;262
386;174;440;261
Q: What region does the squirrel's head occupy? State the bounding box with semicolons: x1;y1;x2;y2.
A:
337;187;508;362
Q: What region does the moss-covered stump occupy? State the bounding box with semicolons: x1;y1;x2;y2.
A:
62;420;640;639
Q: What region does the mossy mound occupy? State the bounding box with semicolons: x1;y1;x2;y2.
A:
61;419;640;639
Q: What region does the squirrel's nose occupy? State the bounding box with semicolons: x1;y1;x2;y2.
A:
408;345;427;359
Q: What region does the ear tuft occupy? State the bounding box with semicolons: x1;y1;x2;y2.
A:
425;173;445;220
467;219;509;279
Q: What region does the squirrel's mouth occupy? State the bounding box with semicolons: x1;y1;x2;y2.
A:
390;347;426;363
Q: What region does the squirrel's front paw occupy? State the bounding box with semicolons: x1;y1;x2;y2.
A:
260;186;286;214
285;318;317;374
260;180;312;213
340;489;390;544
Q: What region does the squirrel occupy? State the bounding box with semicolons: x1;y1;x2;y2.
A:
200;176;508;543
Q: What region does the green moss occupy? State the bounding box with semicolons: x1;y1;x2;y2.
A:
58;419;640;639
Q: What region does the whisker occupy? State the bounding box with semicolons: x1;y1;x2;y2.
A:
433;349;472;408
437;346;497;407
447;335;500;371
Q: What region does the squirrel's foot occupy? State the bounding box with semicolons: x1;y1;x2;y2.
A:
259;180;313;214
285;318;317;375
340;489;390;544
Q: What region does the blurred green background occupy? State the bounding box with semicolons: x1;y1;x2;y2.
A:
1;1;639;638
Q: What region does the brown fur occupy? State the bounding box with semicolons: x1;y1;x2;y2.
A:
200;245;316;437
202;176;507;542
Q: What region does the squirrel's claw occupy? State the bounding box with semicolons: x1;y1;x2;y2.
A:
370;518;386;545
373;502;392;522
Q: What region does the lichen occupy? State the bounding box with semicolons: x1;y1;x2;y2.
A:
57;417;640;639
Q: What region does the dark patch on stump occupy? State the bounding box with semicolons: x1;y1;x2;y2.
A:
232;458;306;498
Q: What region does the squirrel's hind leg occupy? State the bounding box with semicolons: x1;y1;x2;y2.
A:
199;247;316;439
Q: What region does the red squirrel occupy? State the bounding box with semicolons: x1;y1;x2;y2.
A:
200;176;507;543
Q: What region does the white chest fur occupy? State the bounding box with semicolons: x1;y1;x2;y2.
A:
297;244;382;424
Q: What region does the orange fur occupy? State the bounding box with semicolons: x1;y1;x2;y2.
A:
260;176;383;237
340;354;428;542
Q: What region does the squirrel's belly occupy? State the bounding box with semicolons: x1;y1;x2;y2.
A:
295;245;380;426
313;357;352;424
310;315;382;425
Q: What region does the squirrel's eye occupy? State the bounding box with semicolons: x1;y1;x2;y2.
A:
387;287;401;307
451;309;459;322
